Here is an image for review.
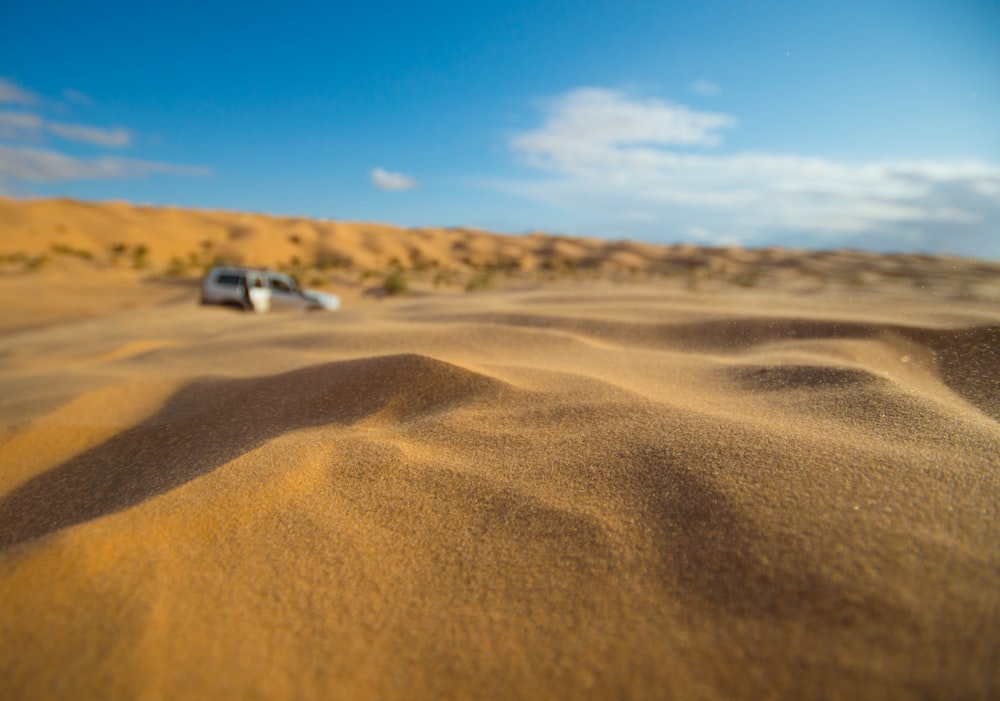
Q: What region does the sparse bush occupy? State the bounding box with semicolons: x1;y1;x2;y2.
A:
733;267;763;288
465;270;495;292
496;258;522;275
1;252;29;265
24;254;50;271
278;256;306;285
412;257;434;273
382;270;408;296
317;253;352;271
165;257;190;277
228;225;252;240
51;244;93;260
433;269;461;287
131;245;150;270
108;242;128;265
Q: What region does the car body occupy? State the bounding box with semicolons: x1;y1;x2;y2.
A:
200;266;340;312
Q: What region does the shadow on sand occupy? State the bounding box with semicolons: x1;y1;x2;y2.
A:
0;354;509;551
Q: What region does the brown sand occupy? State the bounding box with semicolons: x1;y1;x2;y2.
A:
1;199;999;698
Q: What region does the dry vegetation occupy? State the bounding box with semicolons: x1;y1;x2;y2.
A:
2;197;998;303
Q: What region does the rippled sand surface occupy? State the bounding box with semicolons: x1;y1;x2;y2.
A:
1;278;997;699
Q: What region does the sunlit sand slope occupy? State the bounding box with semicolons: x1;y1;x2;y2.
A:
1;284;998;699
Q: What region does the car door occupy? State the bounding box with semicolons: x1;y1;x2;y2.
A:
266;273;308;311
246;271;271;312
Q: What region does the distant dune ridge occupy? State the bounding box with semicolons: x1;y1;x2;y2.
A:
2;197;998;295
0;198;999;698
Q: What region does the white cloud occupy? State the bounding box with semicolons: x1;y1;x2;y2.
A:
0;110;43;139
0;78;38;105
62;88;93;107
504;87;1000;255
46;121;131;147
0;144;210;183
371;167;416;191
0;109;131;147
511;88;735;175
690;80;721;96
0;79;202;188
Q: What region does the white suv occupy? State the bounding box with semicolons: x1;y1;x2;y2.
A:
200;267;340;312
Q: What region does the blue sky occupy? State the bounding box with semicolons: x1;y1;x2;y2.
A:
2;1;998;256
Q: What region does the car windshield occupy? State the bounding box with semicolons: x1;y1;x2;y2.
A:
268;275;298;293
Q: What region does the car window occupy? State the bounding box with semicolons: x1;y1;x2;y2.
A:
269;275;296;293
215;274;242;286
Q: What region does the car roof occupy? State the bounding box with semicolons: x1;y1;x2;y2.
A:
210;266;283;275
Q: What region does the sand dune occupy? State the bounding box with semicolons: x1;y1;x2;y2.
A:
1;199;999;698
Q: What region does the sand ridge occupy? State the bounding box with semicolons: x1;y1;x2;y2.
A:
1;199;999;698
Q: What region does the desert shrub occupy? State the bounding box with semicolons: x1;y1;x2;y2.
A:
228;225;253;240
164;257;190;277
108;242;128;265
465;270;495;292
51;244;93;260
316;253;352;271
131;245;150;270
733;267;763;288
433;269;461;287
411;257;434;272
24;254;50;271
1;252;29;265
495;258;522;275
132;257;149;270
278;257;306;285
382;270;408;296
